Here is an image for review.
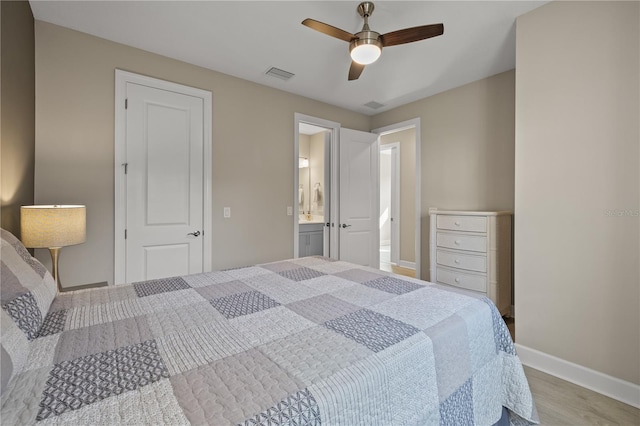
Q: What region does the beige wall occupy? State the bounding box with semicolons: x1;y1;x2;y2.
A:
371;70;516;279
1;0;35;237
380;128;416;264
515;1;639;384
34;21;370;287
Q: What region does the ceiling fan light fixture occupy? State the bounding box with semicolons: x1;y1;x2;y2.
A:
350;36;382;65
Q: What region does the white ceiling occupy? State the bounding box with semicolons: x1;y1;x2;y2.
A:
29;1;547;116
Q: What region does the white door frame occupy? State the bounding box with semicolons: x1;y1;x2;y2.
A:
372;118;421;279
380;142;401;265
114;70;212;285
293;113;340;259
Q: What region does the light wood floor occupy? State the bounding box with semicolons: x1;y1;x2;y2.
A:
379;262;416;278
524;366;639;425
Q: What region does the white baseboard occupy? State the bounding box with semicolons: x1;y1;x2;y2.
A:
515;343;640;409
398;260;416;270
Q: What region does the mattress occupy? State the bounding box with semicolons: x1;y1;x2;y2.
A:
1;255;538;425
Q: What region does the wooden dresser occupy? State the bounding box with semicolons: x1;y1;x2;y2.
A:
429;209;512;316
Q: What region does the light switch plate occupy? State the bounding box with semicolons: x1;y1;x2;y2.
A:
223;207;231;218
287;206;293;216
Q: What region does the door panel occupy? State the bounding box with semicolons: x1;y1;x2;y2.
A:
145;103;191;226
126;82;204;283
339;128;379;267
144;244;190;280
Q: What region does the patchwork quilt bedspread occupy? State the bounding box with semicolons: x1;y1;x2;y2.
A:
1;256;538;425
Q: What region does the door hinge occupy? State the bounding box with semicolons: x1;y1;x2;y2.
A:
124;229;127;239
125;98;128;109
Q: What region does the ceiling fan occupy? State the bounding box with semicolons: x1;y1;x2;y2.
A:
302;2;444;81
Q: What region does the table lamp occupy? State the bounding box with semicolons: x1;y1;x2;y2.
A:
20;205;86;292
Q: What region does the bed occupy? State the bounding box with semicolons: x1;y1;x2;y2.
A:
1;228;538;425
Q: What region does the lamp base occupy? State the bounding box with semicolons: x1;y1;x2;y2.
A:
48;247;62;292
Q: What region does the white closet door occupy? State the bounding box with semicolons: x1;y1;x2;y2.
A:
125;82;204;283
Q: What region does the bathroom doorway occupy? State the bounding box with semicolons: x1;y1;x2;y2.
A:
293;114;338;259
298;123;330;258
373;119;421;279
379;143;400;268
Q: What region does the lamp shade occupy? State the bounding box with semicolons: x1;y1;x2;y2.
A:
20;205;86;248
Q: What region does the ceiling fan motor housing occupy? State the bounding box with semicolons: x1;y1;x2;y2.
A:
350;30;383;54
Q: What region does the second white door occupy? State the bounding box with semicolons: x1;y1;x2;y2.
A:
125;82;204;283
339;128;380;267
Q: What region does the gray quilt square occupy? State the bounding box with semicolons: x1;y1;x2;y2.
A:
224;266;273;280
278;267;326;282
334;268;385;284
169;348;302;425
439;379;474;426
291;256;336;268
362;276;424;295
324;309;420;353
2;291;43;340
38;309;68;337
258;326;373;385
259;261;300;273
424;314;472;401
484;298;516;355
182;270;235;287
147;301;226;338
54;316;153;363
287;294;360;324
1;261;29;303
133;277;190;297
37;339;169;421
210;290;280;319
49;286;138;312
241;388;321;426
195;280;254;301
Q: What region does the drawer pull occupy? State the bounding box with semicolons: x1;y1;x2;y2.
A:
454;259;460;264
455;221;461;226
454;240;461;245
454;278;460;283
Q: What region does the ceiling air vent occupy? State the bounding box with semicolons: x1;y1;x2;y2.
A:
265;67;295;81
364;101;385;110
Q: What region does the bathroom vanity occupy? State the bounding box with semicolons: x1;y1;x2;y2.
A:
299;222;324;257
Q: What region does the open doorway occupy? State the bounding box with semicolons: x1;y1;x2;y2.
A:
374;120;420;279
298;123;330;258
293;114;339;260
379;143;400;269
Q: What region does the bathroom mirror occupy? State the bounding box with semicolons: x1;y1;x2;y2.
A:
298;129;327;221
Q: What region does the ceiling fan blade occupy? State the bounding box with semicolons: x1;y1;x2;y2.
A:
302;18;356;43
381;23;444;47
348;61;365;81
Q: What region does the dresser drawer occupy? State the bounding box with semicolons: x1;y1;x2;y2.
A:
437;215;487;233
436;232;487;253
436;249;487;273
436;267;487;293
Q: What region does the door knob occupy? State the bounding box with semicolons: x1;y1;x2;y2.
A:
341;224;351;228
187;231;201;237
